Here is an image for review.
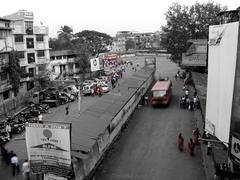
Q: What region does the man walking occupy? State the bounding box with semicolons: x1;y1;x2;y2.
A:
22;159;30;180
11;153;20;176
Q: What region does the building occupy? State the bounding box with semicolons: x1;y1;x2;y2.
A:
206;10;240;177
111;31;134;52
0;18;14;102
49;50;78;80
4;10;50;93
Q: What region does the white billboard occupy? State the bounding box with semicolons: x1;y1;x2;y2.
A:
205;22;239;144
26;122;71;177
90;57;103;72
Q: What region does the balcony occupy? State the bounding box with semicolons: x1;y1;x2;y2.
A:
12;24;25;34
36;42;49;49
0;80;12;93
34;26;49;35
36;57;49;64
0;37;13;52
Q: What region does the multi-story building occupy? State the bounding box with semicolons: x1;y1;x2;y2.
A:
0;18;14;102
112;31;134;52
4;10;50;93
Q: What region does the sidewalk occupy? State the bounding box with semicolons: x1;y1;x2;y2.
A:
192;72;216;180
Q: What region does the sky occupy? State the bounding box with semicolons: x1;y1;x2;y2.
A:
1;0;240;38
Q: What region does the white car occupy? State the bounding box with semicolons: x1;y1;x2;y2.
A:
101;84;110;93
83;80;94;86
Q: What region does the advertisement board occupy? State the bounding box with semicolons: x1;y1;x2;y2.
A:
231;136;240;160
26;122;71;177
182;53;207;66
90;57;103;72
205;22;239;144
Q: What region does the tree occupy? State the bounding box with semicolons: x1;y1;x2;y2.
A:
74;30;112;56
125;38;135;51
161;2;226;62
3;51;24;96
74;44;91;81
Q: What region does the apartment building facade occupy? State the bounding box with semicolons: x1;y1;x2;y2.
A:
4;10;50;94
0;18;14;102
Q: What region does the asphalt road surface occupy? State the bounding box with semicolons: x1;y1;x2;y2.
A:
94;56;205;180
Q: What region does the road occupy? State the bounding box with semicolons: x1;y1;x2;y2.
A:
0;55;205;180
93;56;205;180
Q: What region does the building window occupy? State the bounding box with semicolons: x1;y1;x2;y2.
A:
36;35;44;42
0;30;8;39
0;72;8;81
50;56;55;60
26;38;34;48
17;51;25;59
27;53;35;63
3;90;10;100
14;35;24;43
27;81;34;91
28;68;35;77
5;22;10;28
25;21;33;34
56;56;62;60
37;50;45;57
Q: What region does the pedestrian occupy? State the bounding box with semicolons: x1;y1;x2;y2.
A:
7;150;14;166
177;133;184;152
11;153;20;176
0;144;7;165
38;112;43;122
22;159;30;180
65;104;69;115
188;138;195;156
6;123;12;138
192;128;201;145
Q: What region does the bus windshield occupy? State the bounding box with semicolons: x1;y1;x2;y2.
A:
153;90;166;97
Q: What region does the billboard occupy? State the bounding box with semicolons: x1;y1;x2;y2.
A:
90;57;103;72
205;22;239;144
182;53;207;66
26;122;71;177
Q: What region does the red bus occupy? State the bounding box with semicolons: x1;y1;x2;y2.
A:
150;80;172;106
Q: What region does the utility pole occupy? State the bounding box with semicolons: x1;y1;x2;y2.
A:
78;83;81;113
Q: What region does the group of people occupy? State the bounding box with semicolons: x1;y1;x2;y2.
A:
177;128;201;156
180;87;200;111
0;145;30;179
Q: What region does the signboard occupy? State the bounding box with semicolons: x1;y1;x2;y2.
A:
182;53;207;66
205;22;239;144
231;136;240;160
90;57;103;72
144;57;156;68
26;122;71;177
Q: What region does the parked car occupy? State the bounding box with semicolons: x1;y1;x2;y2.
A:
101;84;110;93
83;80;94;87
59;91;75;102
82;84;95;95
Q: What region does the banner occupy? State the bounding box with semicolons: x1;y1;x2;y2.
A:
90;57;103;72
231;136;240;160
26;122;71;177
205;22;239;144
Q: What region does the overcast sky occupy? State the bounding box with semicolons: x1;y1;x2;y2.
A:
1;0;239;37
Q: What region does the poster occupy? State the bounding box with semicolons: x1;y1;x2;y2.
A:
26;122;71;177
90;57;103;72
205;22;239;144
